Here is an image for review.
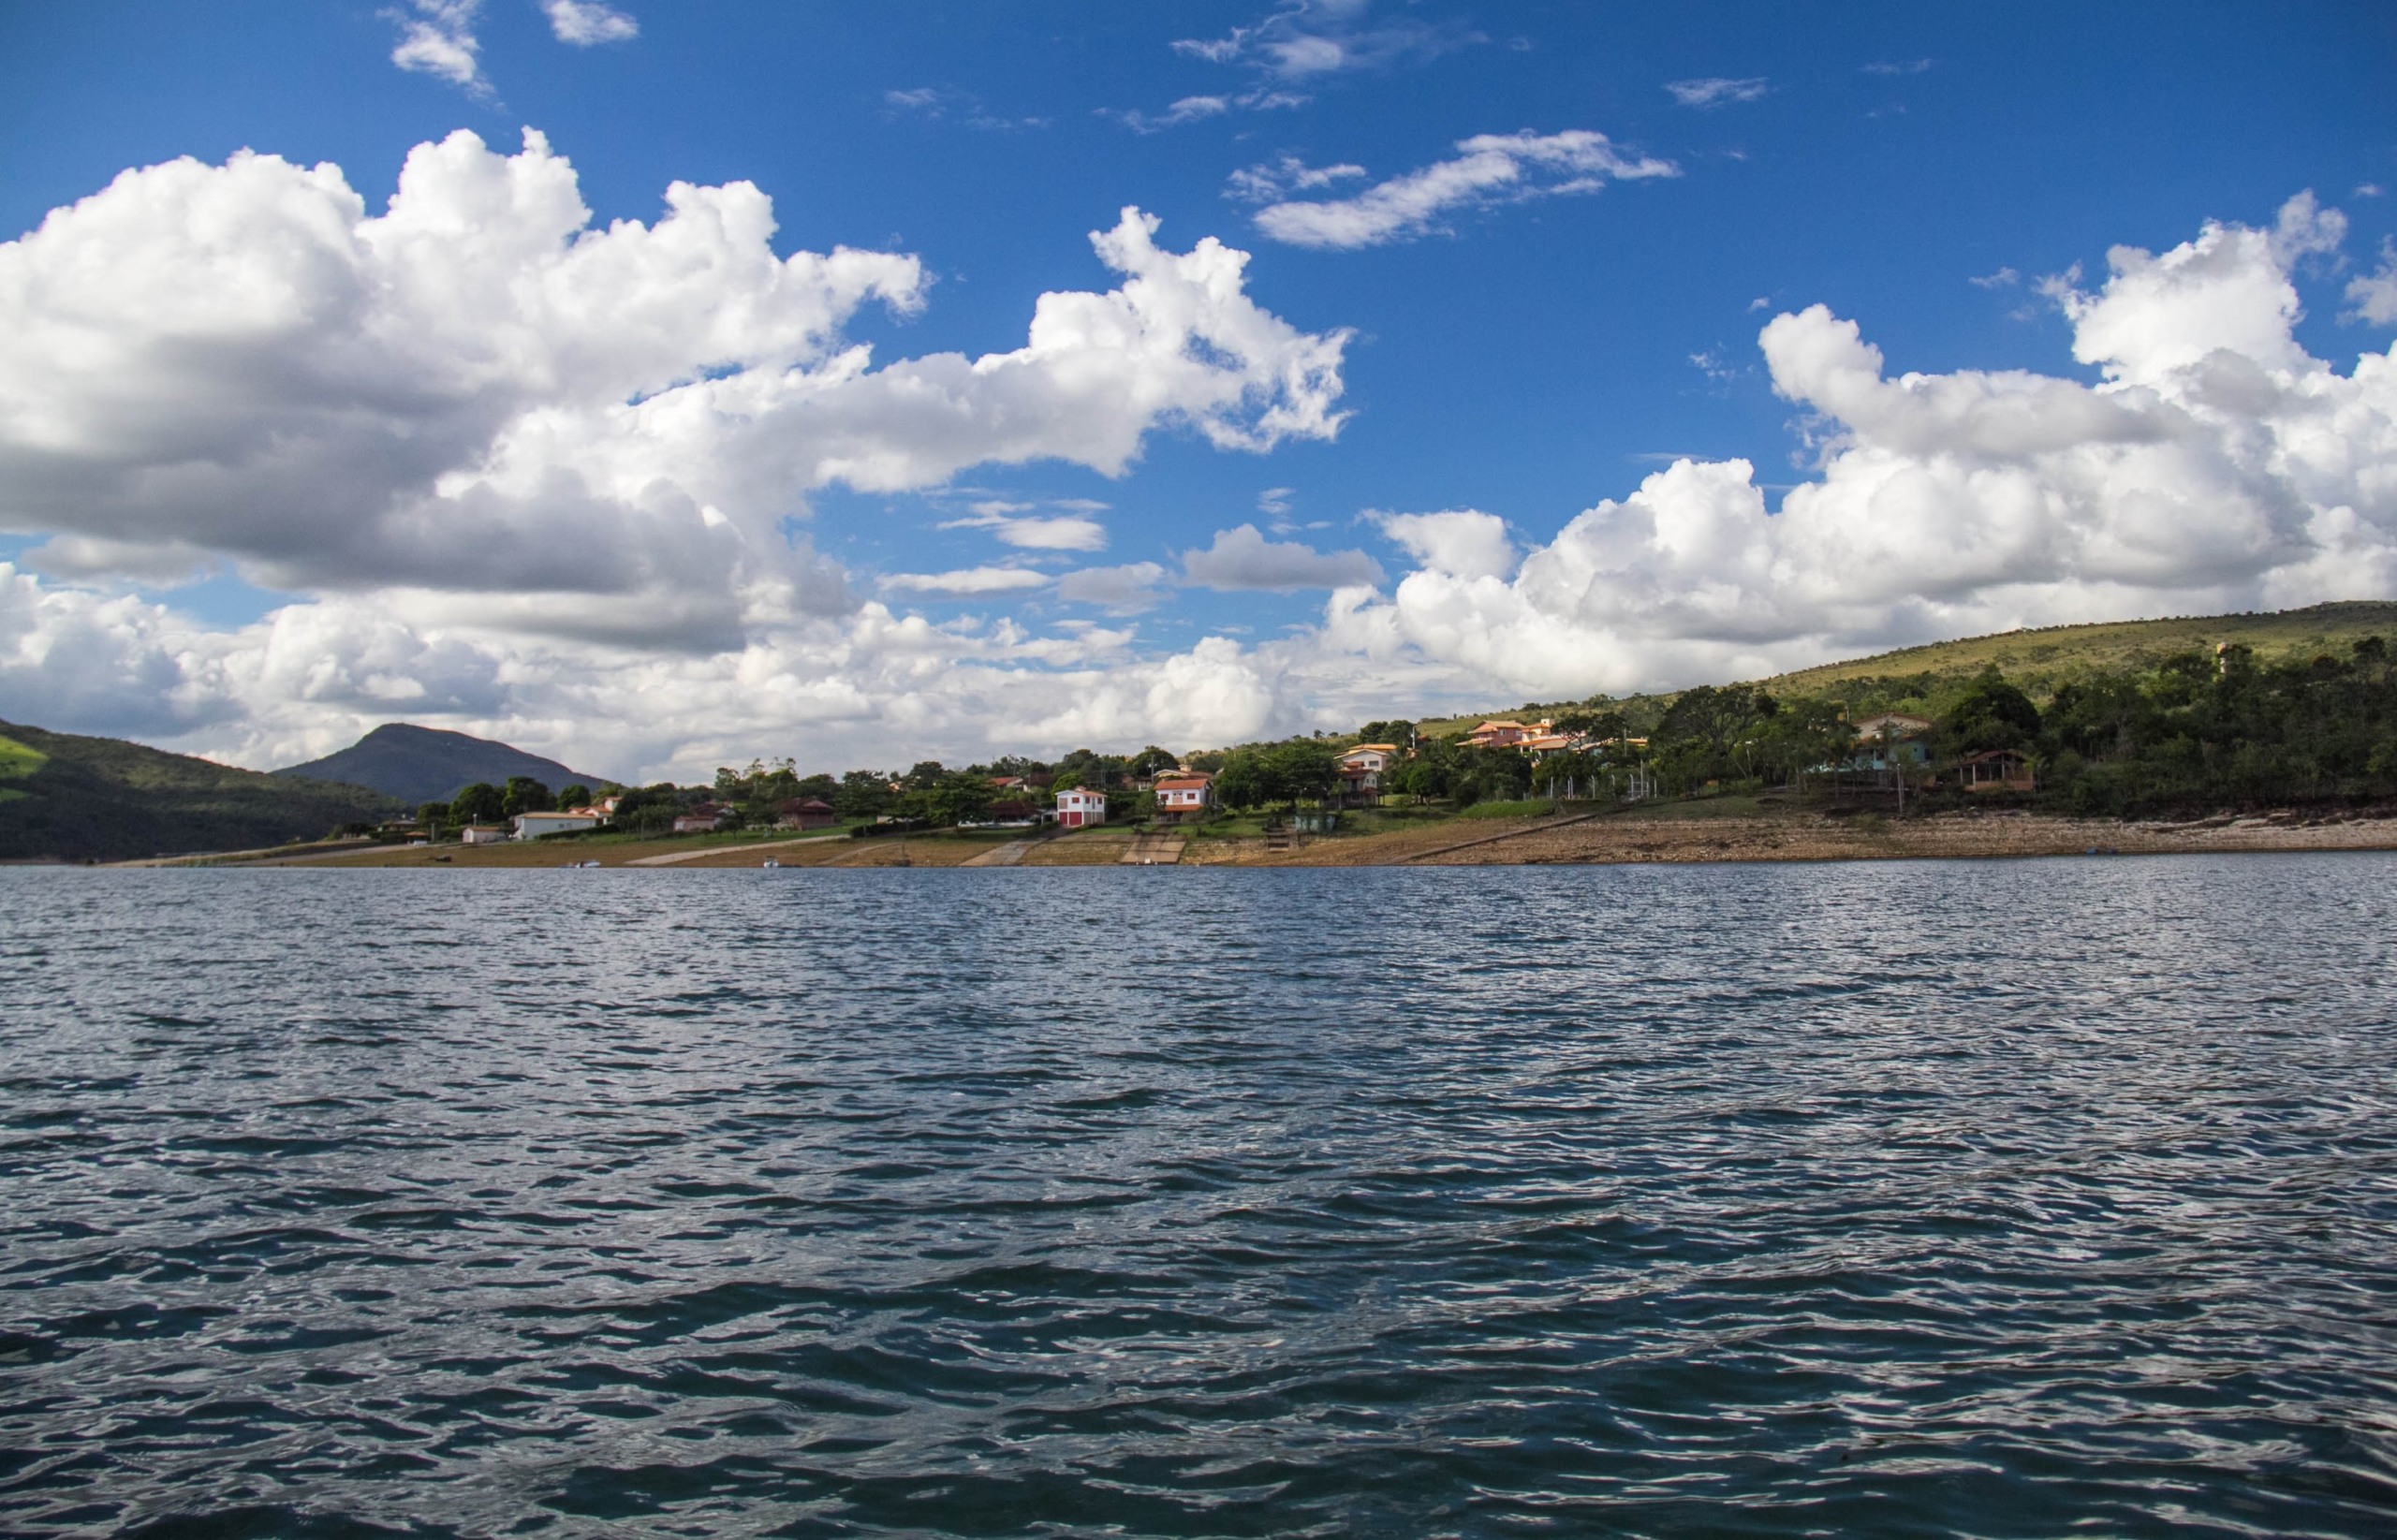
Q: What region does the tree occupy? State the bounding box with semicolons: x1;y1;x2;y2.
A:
833;770;893;820
1941;669;2041;754
1212;751;1267;811
416;801;449;837
1391;754;1448;803
450;782;504;825
1357;719;1414;747
501;777;554;817
1265;741;1337;808
1554;707;1628;742
556;784;592;810
1128;744;1181;778
608;783;684;833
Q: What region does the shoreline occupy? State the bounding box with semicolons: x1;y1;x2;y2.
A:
51;805;2397;870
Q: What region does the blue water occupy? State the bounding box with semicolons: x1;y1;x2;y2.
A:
2;857;2395;1537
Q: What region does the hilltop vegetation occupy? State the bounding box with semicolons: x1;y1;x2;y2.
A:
0;721;399;862
1420;601;2397;738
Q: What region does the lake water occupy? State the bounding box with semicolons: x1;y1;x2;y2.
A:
3;857;2394;1536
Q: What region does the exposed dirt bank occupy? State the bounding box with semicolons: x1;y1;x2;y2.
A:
1197;807;2397;867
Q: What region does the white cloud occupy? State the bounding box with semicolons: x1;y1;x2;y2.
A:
891;87;1047;132
1056;562;1169;614
1969;266;2020;289
1110;95;1230;134
1181;524;1382;590
1226;154;1369;205
880;567;1051;595
1863;58;1934;76
388;0;486;94
1252;130;1678;250
0;130;1349;651
1173;2;1472;82
939;505;1110;551
1665;77;1767;109
1375;510;1515;580
2347;239;2397;326
542;0;637;44
1322;194;2397;697
0;561;1329;777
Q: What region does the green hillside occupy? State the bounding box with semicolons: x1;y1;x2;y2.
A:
1417;601;2397;736
0;720;400;862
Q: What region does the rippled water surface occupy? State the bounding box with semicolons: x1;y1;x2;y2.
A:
4;857;2396;1536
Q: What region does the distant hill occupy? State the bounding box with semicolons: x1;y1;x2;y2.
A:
1415;600;2397;737
0;719;401;862
273;723;611;805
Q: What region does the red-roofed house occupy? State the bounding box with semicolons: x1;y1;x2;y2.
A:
774;798;838;829
1153;770;1213;820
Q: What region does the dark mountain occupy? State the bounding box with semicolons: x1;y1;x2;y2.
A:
273;723;612;805
0;719;400;862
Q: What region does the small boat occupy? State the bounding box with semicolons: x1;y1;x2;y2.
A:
761;858;781;869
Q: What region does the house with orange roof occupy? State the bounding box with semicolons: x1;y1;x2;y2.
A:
1152;770;1214;820
1463;718;1555;749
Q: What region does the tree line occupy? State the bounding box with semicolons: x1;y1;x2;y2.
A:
417;636;2397;835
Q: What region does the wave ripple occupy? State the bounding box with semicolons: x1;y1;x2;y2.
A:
3;857;2396;1535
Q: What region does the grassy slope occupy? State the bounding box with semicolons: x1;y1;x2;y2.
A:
0;720;399;862
1415;600;2397;736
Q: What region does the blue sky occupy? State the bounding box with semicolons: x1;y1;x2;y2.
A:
2;3;2395;779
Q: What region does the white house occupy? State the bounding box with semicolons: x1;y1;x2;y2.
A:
513;811;603;840
1338;743;1399;775
1152;770;1213;819
1054;786;1107;829
460;824;511;845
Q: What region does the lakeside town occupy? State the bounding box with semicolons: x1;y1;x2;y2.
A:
286;632;2397;870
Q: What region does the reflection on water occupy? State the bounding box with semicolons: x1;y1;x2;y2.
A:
2;857;2395;1535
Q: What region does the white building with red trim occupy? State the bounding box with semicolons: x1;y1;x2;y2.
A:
1054;786;1107;829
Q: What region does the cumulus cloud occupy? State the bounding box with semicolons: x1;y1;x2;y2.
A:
2348;239;2397;326
0;560;1328;778
542;0;637;44
1251;130;1677;250
1181;524;1382;590
1323;194;2397;697
1375;510;1516;580
387;0;486;93
0;130;1350;653
1665;77;1768;109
